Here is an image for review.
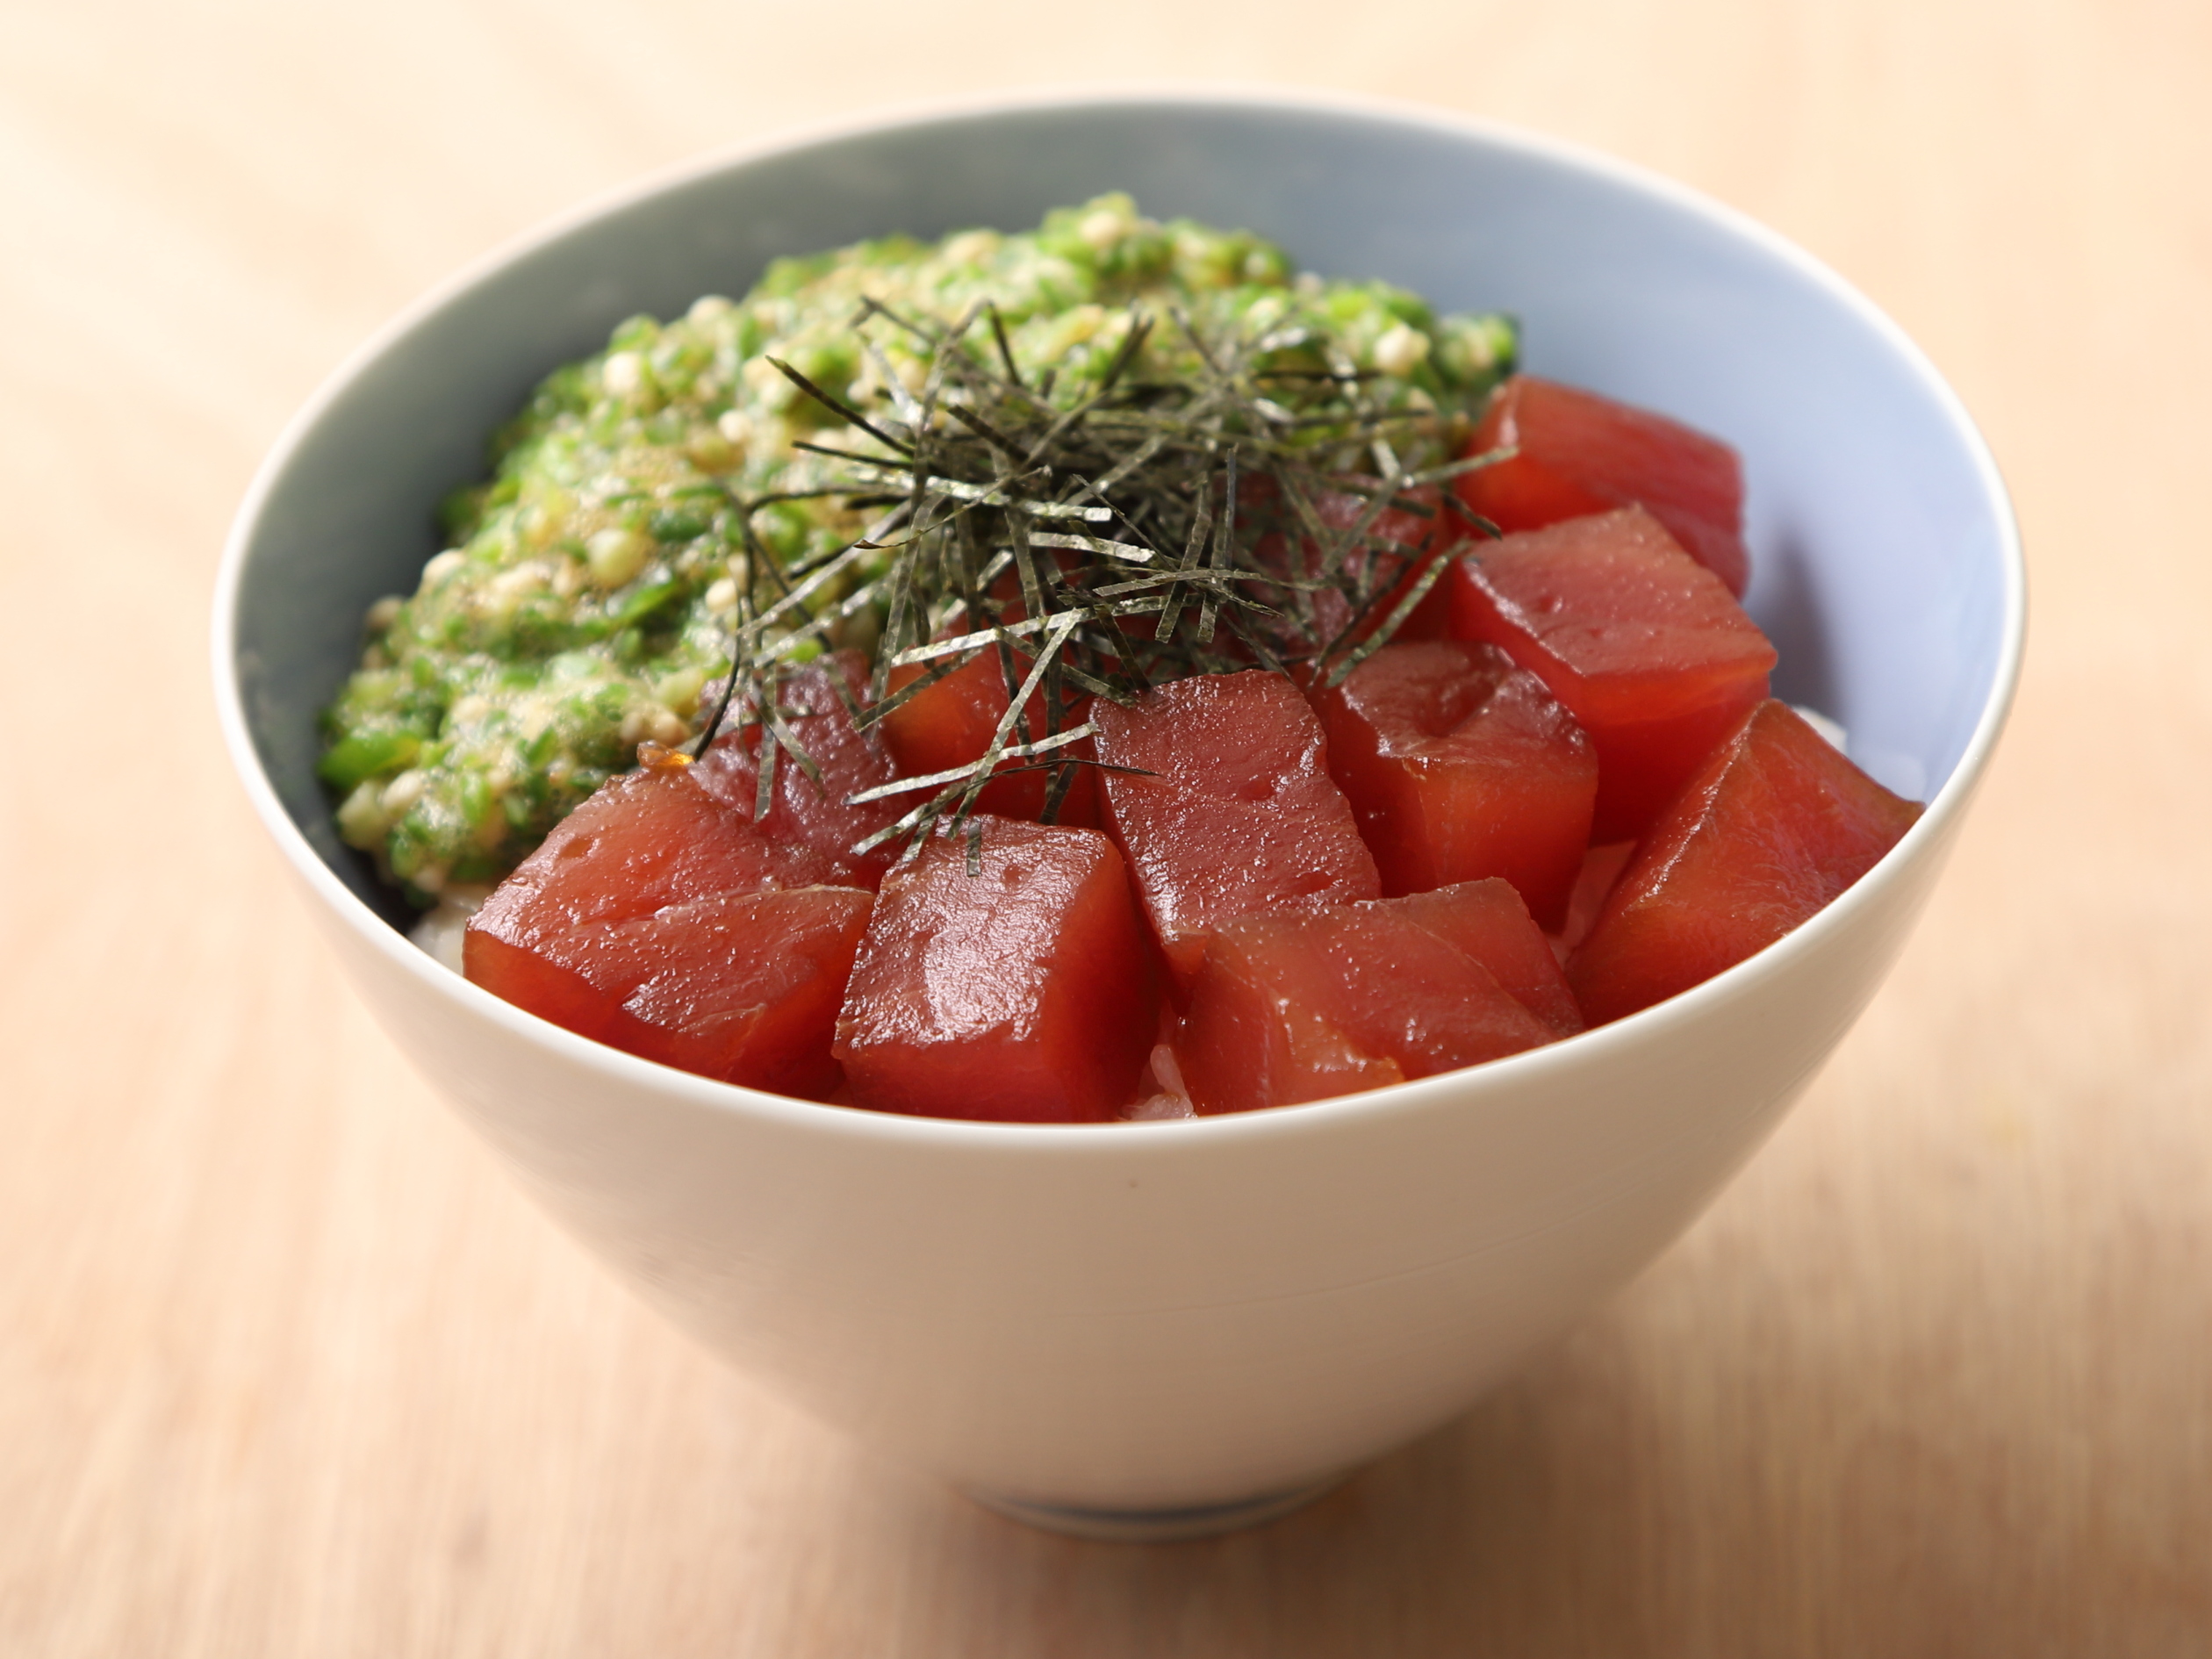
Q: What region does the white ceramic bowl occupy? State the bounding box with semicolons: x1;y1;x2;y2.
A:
213;90;2023;1540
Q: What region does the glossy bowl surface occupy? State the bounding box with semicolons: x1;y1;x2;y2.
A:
214;90;2023;1536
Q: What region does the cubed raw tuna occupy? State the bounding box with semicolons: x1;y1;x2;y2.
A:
1176;880;1573;1115
504;888;873;1096
1386;880;1586;1039
1311;639;1597;928
880;646;1098;825
691;650;908;887
833;816;1160;1123
1453;375;1750;596
1091;671;1381;988
470;760;846;940
464;763;872;1096
1297;482;1462;651
1569;700;1923;1024
1446;506;1777;842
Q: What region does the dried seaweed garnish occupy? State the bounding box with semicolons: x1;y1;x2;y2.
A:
699;295;1514;861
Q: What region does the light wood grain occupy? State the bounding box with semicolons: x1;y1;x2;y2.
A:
4;2;2208;1653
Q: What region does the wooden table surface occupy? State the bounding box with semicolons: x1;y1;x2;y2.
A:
5;3;2208;1653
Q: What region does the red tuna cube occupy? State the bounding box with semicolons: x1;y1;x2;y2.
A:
1385;880;1586;1039
1176;879;1575;1115
1454;374;1750;596
833;816;1160;1123
1446;506;1777;842
1289;481;1461;653
692;650;908;887
469;761;847;940
1091;671;1381;988
880;645;1098;825
1311;639;1597;928
464;763;872;1096
1569;700;1923;1025
505;887;873;1096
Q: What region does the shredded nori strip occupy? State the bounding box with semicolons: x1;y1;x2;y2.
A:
699;298;1512;862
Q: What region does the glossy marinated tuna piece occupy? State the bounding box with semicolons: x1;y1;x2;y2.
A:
1387;880;1585;1038
1175;880;1568;1115
466;761;850;942
833;816;1160;1123
1311;639;1597;928
1226;473;1463;659
1569;700;1922;1025
1454;375;1750;596
508;887;873;1096
1446;506;1777;842
880;648;1098;825
1298;482;1462;651
463;763;872;1095
692;650;908;887
1091;671;1381;987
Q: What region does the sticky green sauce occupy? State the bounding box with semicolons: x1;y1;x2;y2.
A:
320;194;1518;901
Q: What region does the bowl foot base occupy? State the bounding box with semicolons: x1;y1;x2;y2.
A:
965;1474;1344;1541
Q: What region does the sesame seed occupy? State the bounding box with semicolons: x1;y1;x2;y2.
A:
656;667;707;713
743;356;793;408
381;769;427;813
586;528;650;589
1372;323;1431;379
942;231;997;265
334;781;388;849
602;351;644;397
1079;209;1127;251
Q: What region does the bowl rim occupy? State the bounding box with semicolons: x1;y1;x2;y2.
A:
210;84;2027;1155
